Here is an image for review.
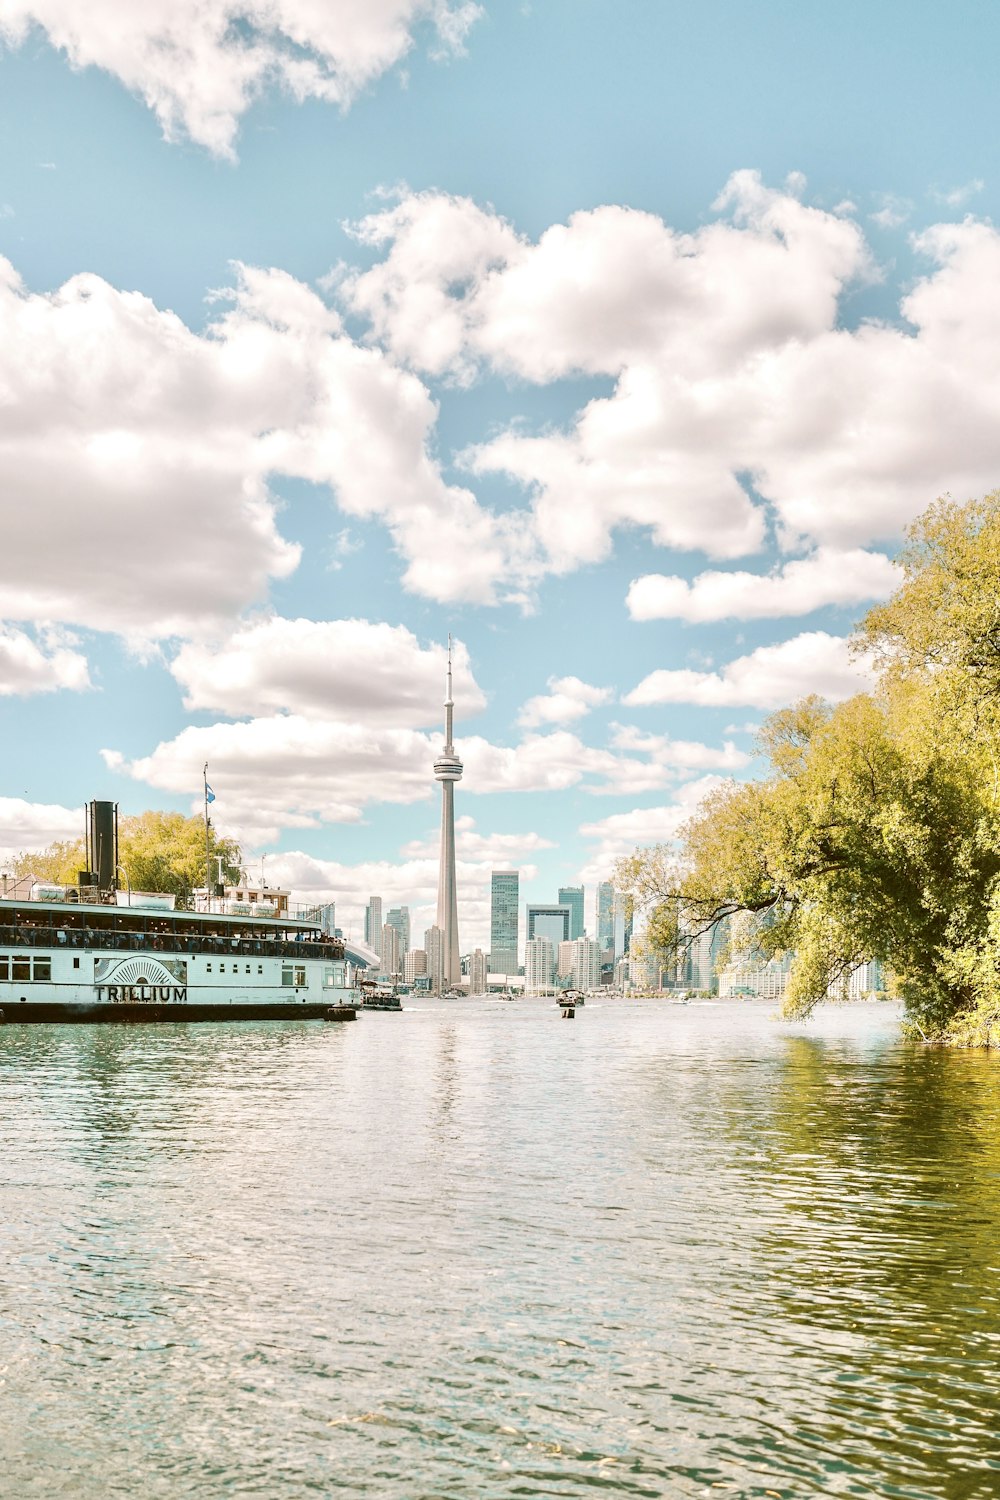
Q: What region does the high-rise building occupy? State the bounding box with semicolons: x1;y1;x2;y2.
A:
596;881;614;953
404;948;427;985
386;906;411;954
558;886;585;940
567;936;602;990
433;641;462;990
557;939;576;980
612;890;633;959
380;922;401;981
424;925;444;995
524;936;554;993
364;895;383;949
526;904;571;948
489;869;519;974
315;902;337;937
469;949;488;994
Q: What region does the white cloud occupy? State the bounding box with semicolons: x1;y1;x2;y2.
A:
104;715;438;846
0;796;84;863
0;1;482;157
341;175;1000;591
517;674;611;729
171;619;484;725
577;776;726;882
0;255;540;638
254;842;539;956
931;180;984;209
870;194;913;230
608;725;750;771
624;631;874;710
399;813;554;862
0;624;90;695
626;547;901;623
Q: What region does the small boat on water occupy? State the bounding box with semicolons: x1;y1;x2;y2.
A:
358;980;402;1011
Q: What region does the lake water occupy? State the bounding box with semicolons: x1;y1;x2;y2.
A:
2;998;1000;1498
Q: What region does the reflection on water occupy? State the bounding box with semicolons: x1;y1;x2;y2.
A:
2;1001;1000;1498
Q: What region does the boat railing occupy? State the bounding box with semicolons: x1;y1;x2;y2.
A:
0;923;346;961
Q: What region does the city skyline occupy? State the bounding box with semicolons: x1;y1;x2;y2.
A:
2;5;1000;953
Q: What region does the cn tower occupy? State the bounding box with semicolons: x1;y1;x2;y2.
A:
434;637;463;989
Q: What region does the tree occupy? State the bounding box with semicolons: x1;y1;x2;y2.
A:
615;492;1000;1046
10;811;242;907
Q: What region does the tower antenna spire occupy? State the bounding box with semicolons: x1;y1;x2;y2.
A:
434;634;463;991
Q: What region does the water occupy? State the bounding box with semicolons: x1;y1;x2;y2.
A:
2;999;1000;1499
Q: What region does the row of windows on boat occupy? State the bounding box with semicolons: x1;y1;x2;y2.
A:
0;925;344;958
0;956;346;984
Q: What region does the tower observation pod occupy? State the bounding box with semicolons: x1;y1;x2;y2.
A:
434;637;463;990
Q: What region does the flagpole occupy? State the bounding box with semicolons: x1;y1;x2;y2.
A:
204;762;211;914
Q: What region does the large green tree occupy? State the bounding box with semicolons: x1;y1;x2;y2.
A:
11;811;242;906
616;491;1000;1046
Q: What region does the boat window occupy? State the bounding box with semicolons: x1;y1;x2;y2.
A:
281;964;293;986
0;956;7;980
206;963;212;973
73;957;80;970
33;956;51;981
12;957;30;981
258;965;263;974
245;964;250;974
294;965;306;986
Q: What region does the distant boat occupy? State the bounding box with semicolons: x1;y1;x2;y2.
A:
358;980;402;1011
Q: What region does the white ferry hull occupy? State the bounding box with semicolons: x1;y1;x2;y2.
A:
0;940;357;1023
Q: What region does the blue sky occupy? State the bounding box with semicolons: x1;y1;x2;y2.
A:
1;0;999;951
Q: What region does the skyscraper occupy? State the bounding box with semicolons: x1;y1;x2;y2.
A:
526;904;571;947
364;895;383;949
524;936;555;992
386;905;411;953
596;881;614;953
434;640;463;989
490;869;519;974
558;885;585;940
424;925;444;995
380;922;401;981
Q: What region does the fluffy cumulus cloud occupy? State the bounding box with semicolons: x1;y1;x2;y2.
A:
0;256;536;640
0;1;481;157
105;707;755;845
171;618;484;725
0;796;84;863
624;632;875;711
103;716;438;846
342;174;1000;584
577;776;727;883
0;625;90;695
626;548;901;623
517;674;611;729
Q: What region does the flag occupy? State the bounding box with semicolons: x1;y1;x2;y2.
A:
206;784;216;804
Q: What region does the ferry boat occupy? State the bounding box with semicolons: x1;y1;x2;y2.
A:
0;890;358;1023
0;799;357;1024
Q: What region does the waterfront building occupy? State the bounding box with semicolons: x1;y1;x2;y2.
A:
424;924;444;995
469;948;488;994
380;922;401;982
567;936;602;990
557;939;576;983
612;890;633;960
386;905;410;954
717;954;791;999
596;881;615;954
364;895;383;949
524;936;555;993
433;641;463;990
489;869;519;975
404;948;427;985
558;886;585;940
314;902;336;937
526;904;571;948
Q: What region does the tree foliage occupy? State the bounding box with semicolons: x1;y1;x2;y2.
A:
10;811;242;906
615;491;1000;1045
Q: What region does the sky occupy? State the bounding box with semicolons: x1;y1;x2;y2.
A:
1;0;1000;954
